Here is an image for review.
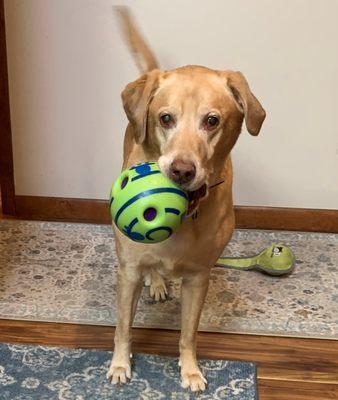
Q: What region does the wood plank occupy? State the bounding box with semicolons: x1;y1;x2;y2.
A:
235;205;338;233
0;0;16;215
15;195;110;224
259;379;338;400
197;333;338;384
14;195;338;232
0;319;337;385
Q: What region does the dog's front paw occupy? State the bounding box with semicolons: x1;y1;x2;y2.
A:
181;368;207;392
107;360;131;385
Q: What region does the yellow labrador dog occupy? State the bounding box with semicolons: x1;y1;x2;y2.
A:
108;8;265;392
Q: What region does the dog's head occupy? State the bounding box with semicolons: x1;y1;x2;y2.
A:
121;66;265;212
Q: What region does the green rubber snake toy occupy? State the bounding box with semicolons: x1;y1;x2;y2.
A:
216;244;295;276
109;162;295;276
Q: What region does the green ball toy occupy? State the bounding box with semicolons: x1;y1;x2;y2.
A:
109;162;188;243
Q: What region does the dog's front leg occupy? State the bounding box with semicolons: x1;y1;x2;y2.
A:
107;267;143;384
179;271;210;392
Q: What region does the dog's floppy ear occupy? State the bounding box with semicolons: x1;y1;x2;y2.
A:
121;69;161;144
225;71;266;136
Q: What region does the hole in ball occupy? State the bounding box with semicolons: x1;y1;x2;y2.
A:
144;208;157;221
121;177;129;189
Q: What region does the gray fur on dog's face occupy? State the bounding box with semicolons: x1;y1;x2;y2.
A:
122;66;265;193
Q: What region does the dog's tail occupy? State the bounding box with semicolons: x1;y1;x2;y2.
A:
114;6;159;73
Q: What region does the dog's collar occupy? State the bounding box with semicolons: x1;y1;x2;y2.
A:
209;180;225;190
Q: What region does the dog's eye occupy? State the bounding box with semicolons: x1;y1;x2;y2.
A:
204;115;220;131
160;113;175;128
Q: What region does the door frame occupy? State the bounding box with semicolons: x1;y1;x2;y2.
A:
0;0;15;215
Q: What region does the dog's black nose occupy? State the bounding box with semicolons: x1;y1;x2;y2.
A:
169;159;196;185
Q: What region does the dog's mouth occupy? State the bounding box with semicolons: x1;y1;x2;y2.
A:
187;184;207;215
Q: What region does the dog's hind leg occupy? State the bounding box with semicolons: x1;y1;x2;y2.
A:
144;269;168;301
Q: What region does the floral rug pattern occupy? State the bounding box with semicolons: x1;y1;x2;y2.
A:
0;220;337;338
0;343;257;399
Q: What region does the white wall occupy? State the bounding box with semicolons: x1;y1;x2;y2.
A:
5;0;338;208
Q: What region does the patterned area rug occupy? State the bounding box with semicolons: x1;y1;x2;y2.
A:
0;220;337;338
0;343;258;399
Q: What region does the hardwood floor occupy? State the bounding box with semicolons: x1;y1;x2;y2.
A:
0;319;337;399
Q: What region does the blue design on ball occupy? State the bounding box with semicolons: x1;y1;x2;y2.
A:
135;163;151;175
145;226;173;241
165;207;180;215
131;162;160;182
123;218;145;242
